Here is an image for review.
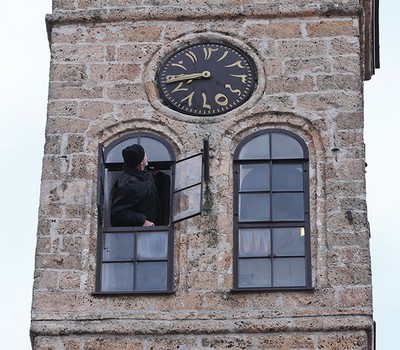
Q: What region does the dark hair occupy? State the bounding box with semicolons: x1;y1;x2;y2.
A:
122;144;145;166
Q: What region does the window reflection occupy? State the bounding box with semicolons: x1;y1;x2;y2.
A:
103;233;135;261
273;258;306;287
238;259;271;288
239;134;270;159
271;133;303;159
273;227;305;256
136;262;168;291
137;231;168;259
240;164;269;191
272;193;304;221
272;164;303;191
102;263;134;292
239;228;271;257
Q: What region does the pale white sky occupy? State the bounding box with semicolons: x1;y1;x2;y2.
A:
0;1;398;349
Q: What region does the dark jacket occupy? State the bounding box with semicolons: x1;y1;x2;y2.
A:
111;165;159;227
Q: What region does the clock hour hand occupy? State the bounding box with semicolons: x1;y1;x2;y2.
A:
165;71;211;83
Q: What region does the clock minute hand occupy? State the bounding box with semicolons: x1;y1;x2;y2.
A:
165;70;211;83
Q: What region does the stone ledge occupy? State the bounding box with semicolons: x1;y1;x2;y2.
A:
30;314;373;337
45;4;363;29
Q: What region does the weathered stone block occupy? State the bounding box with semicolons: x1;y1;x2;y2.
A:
306;19;358;37
317;331;368;349
261;334;314;349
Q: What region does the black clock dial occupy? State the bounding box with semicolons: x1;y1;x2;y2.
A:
157;42;257;116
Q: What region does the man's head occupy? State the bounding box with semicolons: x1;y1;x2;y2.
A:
122;144;146;169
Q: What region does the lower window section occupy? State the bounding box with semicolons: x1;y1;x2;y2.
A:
101;261;168;292
238;258;272;288
236;226;309;289
238;257;306;288
98;227;172;293
272;257;306;287
101;263;134;292
135;261;168;291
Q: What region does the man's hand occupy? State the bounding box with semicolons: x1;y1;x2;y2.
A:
143;220;155;227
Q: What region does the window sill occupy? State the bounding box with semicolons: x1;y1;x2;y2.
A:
92;290;176;297
230;286;314;293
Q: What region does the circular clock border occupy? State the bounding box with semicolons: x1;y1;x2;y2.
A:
156;42;258;117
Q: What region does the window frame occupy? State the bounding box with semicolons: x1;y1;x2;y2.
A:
94;132;203;295
231;129;312;292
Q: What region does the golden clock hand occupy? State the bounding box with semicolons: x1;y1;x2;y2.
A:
165;71;211;83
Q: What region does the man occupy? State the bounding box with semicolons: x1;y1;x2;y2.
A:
111;144;159;227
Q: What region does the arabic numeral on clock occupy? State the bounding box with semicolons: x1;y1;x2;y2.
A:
230;74;248;84
202;93;211;110
225;84;241;96
181;91;194;107
203;47;218;60
202;92;229;110
215;93;229;107
172;82;188;93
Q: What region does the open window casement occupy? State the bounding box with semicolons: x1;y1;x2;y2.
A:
97;145;106;226
172;152;203;223
97;136;205;228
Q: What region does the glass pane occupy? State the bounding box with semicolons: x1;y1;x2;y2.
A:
140;137;172;162
239;134;270;159
271;133;304;159
239;228;271;257
240;164;270;191
273;258;306;287
238;258;271;288
101;262;134;292
174;154;202;191
103;170;123;227
239;193;270;222
106;137;139;163
136;262;168;291
106;170;122;191
272;193;304;221
273;227;305;256
173;184;202;222
137;231;168;259
103;233;135;261
272;164;303;191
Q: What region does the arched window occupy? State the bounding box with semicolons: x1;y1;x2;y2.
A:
232;130;312;290
95;132;204;294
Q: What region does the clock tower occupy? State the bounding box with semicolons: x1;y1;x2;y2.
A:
31;1;379;349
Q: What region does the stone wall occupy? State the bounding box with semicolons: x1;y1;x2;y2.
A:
31;1;374;349
35;331;370;349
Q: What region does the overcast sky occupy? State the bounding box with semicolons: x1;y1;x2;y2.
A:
0;1;398;349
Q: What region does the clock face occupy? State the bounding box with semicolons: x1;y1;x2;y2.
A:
157;42;257;116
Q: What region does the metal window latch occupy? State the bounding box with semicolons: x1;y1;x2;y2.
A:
345;210;353;222
203;138;210;183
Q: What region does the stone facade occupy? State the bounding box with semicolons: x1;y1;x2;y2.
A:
31;1;377;349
